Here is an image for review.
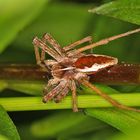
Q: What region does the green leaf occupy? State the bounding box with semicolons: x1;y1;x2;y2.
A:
0;106;20;140
12;3;91;52
110;126;140;140
0;0;47;53
0;80;8;92
84;85;140;134
7;80;43;96
84;83;140;133
85;108;140;134
59;127;116;140
0;80;44;96
30;110;106;138
0;135;9;140
89;0;140;25
0;92;140;111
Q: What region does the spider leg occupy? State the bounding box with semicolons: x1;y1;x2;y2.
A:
40;35;48;62
33;40;49;70
33;37;62;61
53;86;69;103
64;36;92;52
68;28;140;56
43;80;67;102
43;78;60;95
43;33;66;57
80;79;140;113
34;34;61;64
70;80;78;112
44;60;57;67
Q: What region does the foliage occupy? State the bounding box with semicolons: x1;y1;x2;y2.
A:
0;106;20;140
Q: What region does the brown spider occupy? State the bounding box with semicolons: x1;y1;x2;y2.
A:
33;28;140;112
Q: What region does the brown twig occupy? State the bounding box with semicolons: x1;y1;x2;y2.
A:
0;63;140;85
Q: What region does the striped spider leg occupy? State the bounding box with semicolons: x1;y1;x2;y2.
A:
33;28;140;112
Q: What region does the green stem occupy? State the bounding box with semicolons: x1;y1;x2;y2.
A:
0;93;140;111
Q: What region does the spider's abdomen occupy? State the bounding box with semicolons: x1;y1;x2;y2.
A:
74;54;118;73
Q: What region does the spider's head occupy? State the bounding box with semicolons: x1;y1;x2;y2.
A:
51;58;76;79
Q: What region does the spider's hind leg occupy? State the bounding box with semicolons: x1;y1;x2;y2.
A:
80;79;140;113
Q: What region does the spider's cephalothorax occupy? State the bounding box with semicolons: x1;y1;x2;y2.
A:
33;28;140;112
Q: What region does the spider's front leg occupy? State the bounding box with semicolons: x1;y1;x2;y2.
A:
42;33;66;57
33;40;48;70
43;78;60;95
54;80;78;112
53;85;69;103
43;79;68;103
33;37;62;61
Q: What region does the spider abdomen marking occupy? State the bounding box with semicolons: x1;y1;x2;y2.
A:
74;54;118;73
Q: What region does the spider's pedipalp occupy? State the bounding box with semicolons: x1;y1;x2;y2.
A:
43;33;66;57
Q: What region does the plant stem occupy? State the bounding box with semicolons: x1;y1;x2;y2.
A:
0;63;140;85
0;93;140;111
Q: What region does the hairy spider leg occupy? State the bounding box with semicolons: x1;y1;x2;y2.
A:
70;80;78;112
53;86;69;103
33;37;62;61
40;35;48;62
43;80;67;102
43;78;60;95
42;33;66;57
44;60;57;66
80;79;140;112
41;34;57;67
33;38;49;70
64;36;92;52
33;35;58;70
67;28;140;56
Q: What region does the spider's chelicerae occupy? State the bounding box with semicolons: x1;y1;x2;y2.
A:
33;28;140;112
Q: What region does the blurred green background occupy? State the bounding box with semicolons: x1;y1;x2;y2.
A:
0;0;140;140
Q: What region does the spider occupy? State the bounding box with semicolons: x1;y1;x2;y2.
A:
33;28;140;112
